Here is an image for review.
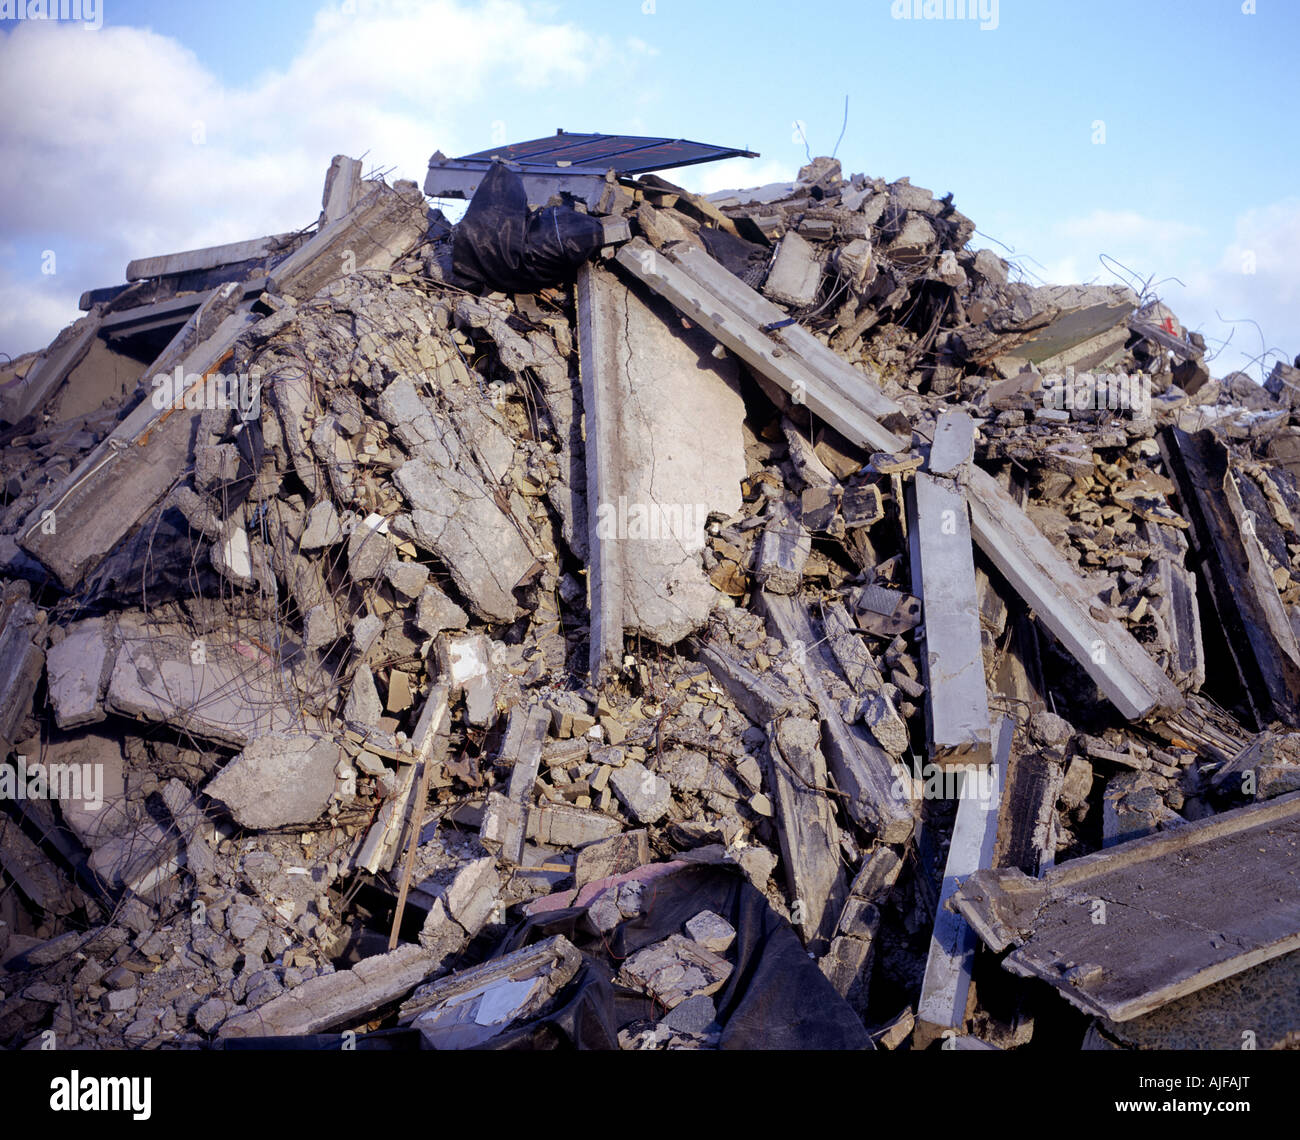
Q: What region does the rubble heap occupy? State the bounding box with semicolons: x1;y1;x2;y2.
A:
1;148;1298;1052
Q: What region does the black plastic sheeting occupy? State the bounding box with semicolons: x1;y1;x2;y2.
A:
484;862;872;1050
452;162;606;294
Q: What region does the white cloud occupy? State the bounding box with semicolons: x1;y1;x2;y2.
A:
1164;198;1300;380
0;0;618;358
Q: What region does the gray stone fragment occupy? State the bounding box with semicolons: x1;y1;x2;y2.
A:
609;759;672;824
347;516;394;581
684;910;736;953
763;231;823;308
659;993;717;1035
300;500;343;549
384;559;430;599
415;583;469;635
204;733;342;829
343;665;382;727
45;617;113;728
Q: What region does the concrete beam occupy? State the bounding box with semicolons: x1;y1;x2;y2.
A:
126;233;299;281
915;716;1010;1047
908;471;992;767
757;590;914;843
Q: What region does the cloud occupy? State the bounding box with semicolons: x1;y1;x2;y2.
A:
0;0;617;358
1165;197;1300;380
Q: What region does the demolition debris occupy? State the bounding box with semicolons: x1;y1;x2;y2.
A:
0;131;1298;1052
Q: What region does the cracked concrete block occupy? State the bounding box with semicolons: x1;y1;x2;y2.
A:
46;617;114;728
303;603;343;650
416;582;469;636
300;500;343;549
351;614;383;659
204;732;342;829
684;910;736;953
609;759;672;824
348;514;394;582
763;231;823;307
396;458;533;623
343;665;382;727
384;559;429;599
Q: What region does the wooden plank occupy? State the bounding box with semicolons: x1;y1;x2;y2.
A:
952;791;1300;1021
575;263;625;683
126;233;299;281
619;238;1182;723
909;472;993;766
915;715;1010;1045
757;590;914;843
388;683;452;949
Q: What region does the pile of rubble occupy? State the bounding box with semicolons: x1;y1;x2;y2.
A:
1;140;1298;1052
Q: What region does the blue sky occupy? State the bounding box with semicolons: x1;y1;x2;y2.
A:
2;0;1296;379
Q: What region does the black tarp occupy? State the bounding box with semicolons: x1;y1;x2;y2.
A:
452;162;606;294
484;862;872;1050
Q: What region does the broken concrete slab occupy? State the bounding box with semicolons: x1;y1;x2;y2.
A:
394;457;533;624
953;791;1300;1021
106;624;317;747
577;262;745;652
219;943;436;1038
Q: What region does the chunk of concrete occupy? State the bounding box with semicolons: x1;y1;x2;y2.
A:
45;618;114;729
396;458;533;623
300;500;343;549
416;583;469;636
609;759;672;825
763;231;823;308
343;665;382;727
204;733;343;829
